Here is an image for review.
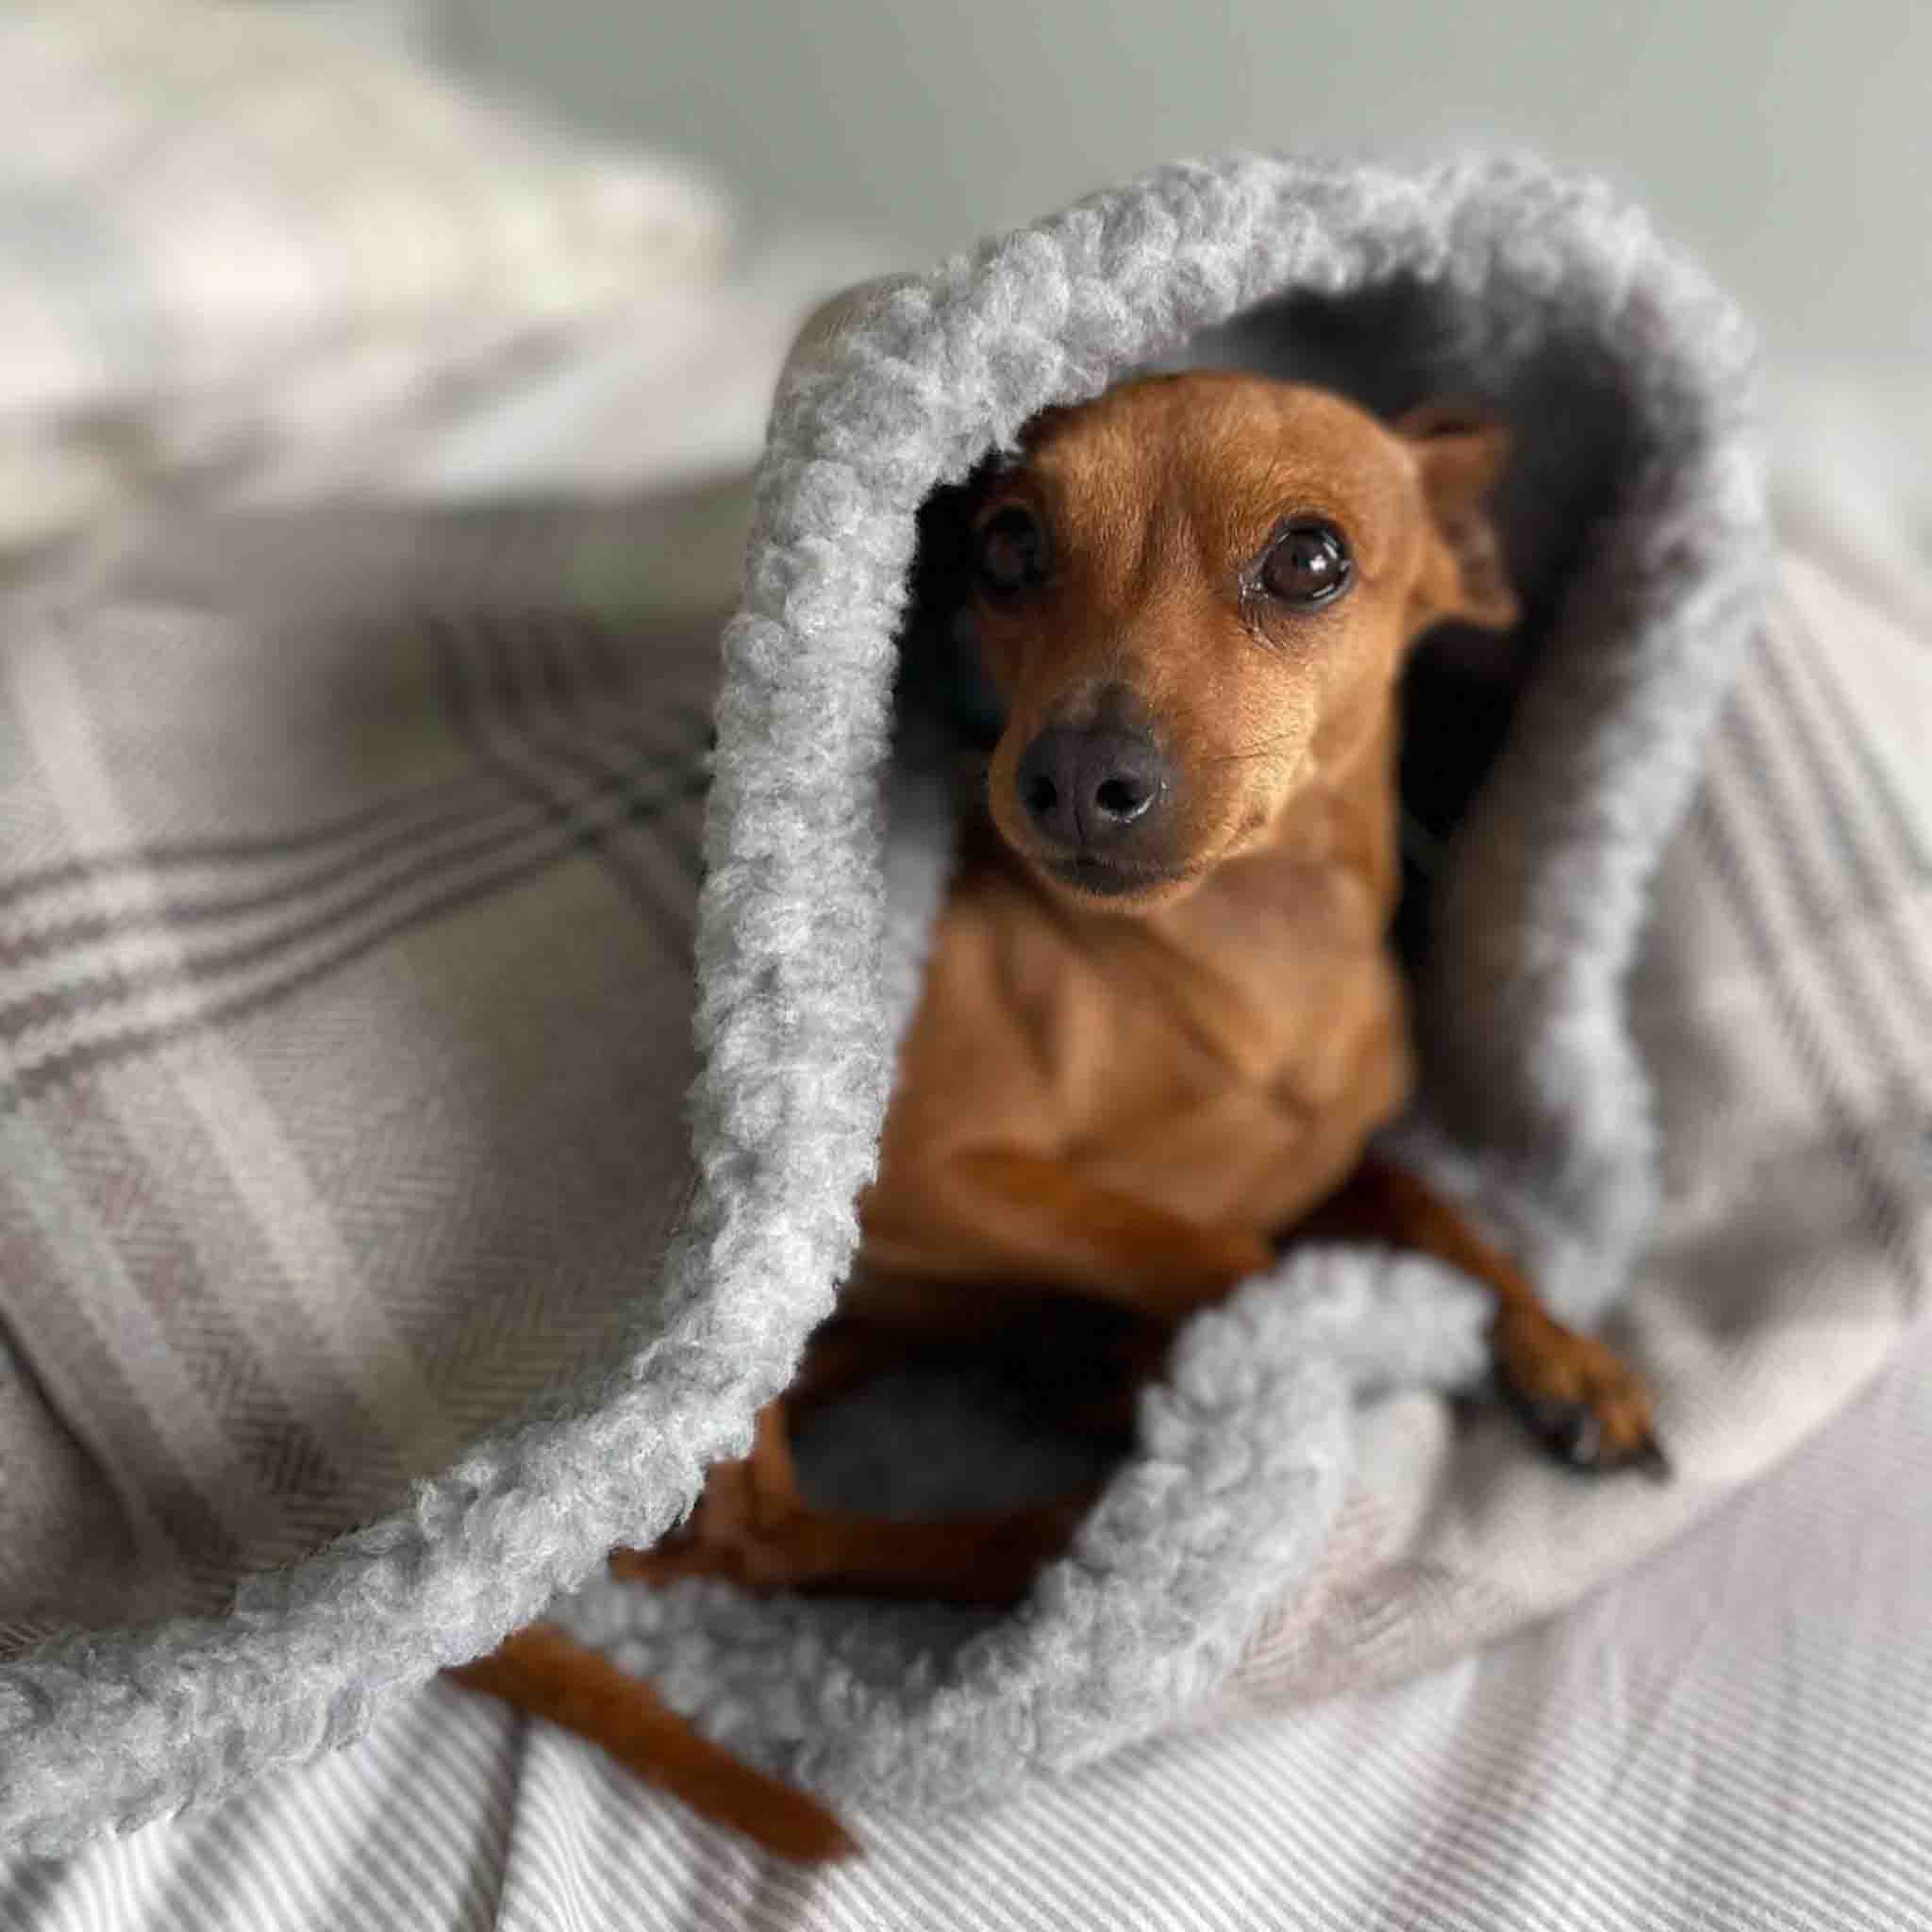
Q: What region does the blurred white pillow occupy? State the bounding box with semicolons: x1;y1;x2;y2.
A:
0;0;735;550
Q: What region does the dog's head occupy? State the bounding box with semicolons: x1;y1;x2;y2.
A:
948;372;1517;910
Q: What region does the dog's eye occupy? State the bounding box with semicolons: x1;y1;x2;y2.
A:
1259;520;1352;607
973;505;1050;600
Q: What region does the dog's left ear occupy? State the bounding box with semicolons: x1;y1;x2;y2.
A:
1395;404;1520;632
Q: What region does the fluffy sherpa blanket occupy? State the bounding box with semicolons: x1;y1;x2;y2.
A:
5;150;1924;1857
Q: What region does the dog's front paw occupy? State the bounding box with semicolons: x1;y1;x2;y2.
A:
1491;1308;1670;1480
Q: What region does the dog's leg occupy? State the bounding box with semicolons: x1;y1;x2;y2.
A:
1304;1155;1667;1476
451;1325;1079;1866
612;1395;1096;1605
598;1151;1269;1634
448;1624;857;1861
610;1485;1092;1603
444;1336;909;1861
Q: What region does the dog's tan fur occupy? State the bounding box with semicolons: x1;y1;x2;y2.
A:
860;376;1506;1308
454;373;1663;1859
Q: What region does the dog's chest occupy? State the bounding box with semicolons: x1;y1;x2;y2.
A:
974;858;1410;1224
1078;863;1397;1099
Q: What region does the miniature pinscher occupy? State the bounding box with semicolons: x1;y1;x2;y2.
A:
454;371;1666;1856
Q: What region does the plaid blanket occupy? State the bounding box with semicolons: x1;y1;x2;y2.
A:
0;496;727;1653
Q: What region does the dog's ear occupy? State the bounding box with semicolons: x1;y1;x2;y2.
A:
1394;404;1519;632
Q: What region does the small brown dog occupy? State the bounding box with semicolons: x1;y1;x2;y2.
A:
455;371;1665;1855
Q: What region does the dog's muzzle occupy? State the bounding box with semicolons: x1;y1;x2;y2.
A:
1013;685;1174;862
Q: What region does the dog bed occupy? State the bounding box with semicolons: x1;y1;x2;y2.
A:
6;148;1918;1856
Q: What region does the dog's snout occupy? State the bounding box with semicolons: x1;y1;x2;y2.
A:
1016;724;1170;853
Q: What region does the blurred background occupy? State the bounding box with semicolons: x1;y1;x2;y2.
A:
4;0;1927;617
417;0;1930;371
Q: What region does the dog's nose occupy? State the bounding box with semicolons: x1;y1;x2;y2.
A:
1015;725;1170;852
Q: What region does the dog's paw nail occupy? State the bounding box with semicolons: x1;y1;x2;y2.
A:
1557;1410;1604;1469
1517;1398;1601;1469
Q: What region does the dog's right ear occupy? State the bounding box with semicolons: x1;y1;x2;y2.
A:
1395;404;1519;633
